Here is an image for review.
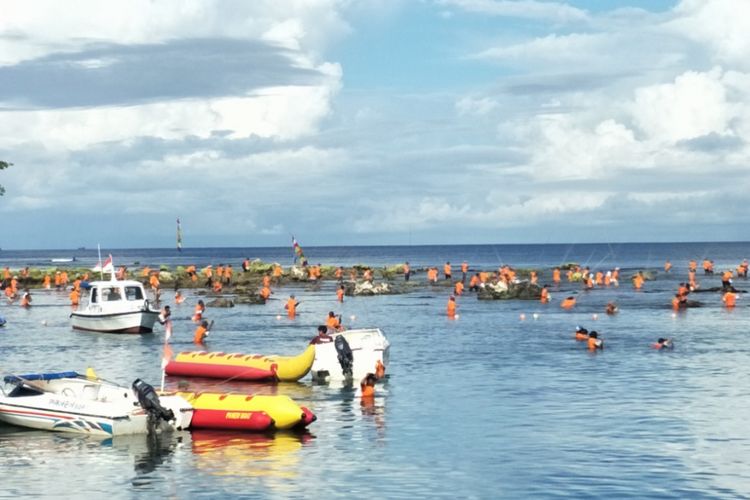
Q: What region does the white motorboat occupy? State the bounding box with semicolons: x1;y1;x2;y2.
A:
0;372;193;436
70;279;159;333
310;328;390;382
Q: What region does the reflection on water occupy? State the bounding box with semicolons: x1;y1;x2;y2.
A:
190;430;310;479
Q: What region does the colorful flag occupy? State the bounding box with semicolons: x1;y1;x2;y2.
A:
93;254;114;272
176;218;183;252
292;236;308;266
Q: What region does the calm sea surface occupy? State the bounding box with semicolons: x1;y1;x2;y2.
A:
2;243;750;499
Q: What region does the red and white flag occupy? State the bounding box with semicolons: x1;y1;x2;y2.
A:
93;254;114;273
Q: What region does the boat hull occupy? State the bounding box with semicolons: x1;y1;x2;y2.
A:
70;310;159;334
311;328;390;382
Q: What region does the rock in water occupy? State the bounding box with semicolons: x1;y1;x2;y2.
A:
207;298;234;308
477;281;542;300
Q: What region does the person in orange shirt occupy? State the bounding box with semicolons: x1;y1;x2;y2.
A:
723;290;737;308
336;285;345;303
42;274;51;289
260;285;272;301
461;261;468;282
560;296;576;309
69;288;80;307
326;311;343;332
223;264;233;284
194;320;209;344
574;326;589;341
262;274;271;288
633;272;644;290
454;281;464;296
174;290;185;304
285;295;299;319
594;271;603;286
664;260;672;273
215;264;224;280
212;280;223;293
335;266;344;282
443;262;452;280
587;331;603;351
540;285;550;304
61;271;69;287
375;359;386;380
446;295;457;318
403;262;411;282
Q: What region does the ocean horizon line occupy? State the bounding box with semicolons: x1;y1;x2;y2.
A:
2;240;750;253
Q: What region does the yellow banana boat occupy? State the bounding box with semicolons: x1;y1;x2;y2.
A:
177;391;316;430
164;344;315;382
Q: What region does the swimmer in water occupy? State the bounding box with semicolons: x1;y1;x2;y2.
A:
574;326;589;341
652;338;674;350
587;331;603;351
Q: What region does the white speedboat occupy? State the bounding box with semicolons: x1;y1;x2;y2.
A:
0;372;193;436
70;279;159;333
310;328;390;382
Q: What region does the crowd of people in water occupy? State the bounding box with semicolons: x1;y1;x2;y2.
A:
3;256;750;393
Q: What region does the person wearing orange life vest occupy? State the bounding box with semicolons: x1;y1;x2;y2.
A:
42;274;51;289
212;280;223;293
360;373;377;399
587;331;603;351
273;264;283;283
444;262;452;280
336;285;345;303
260;285;272;301
633;272;645;290
69;288;80;307
285;295;299;319
174;290;185;304
446;295;457;319
469;273;480;292
552;268;561;284
540;285;550;304
454;281;464;296
335;266;344;282
721;270;733;291
326;311;343;332
194;320;209;345
723;290;737;308
560;296;576;309
223;264;233;284
375;359;386;380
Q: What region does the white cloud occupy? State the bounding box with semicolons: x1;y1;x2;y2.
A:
456;96;498;116
437;0;589;23
632;68;734;144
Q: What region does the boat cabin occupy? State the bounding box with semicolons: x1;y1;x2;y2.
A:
82;280;150;313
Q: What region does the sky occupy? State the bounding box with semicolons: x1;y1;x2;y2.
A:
1;0;749;249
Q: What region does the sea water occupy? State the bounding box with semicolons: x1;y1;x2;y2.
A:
1;243;750;499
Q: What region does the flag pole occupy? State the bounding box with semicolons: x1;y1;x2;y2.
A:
97;244;103;280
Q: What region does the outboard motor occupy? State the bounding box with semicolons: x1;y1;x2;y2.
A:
132;379;175;427
334;335;354;378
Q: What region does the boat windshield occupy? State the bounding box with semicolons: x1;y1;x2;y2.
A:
104;287;122;301
125;286;143;301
